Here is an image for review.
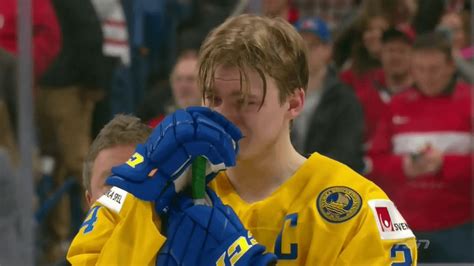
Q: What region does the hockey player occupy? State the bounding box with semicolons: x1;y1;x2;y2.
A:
67;106;277;265
68;14;418;265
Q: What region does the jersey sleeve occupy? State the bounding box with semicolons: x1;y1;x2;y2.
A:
67;186;166;265
335;194;418;265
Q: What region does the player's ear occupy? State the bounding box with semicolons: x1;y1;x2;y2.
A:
286;88;305;120
85;190;92;206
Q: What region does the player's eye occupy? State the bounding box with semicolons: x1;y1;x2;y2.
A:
237;97;258;107
205;95;222;107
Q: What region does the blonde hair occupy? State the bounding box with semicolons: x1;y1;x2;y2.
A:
82;114;152;191
198;14;308;107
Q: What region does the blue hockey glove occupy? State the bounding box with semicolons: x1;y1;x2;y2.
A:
106;107;242;213
156;189;277;266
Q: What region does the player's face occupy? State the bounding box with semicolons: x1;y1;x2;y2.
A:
87;145;136;205
205;66;299;161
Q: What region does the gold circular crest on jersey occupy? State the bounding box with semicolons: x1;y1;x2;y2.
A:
317;186;362;223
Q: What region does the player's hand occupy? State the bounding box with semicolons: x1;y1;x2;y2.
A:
106;107;242;213
156;189;277;266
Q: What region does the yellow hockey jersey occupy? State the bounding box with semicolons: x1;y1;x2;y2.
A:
209;153;418;265
68;153;417;265
67;186;166;265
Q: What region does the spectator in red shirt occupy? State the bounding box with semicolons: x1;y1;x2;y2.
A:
367;32;473;263
377;28;414;99
338;13;389;146
357;27;414;152
0;0;60;79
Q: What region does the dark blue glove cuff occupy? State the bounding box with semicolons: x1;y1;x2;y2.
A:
203;232;277;266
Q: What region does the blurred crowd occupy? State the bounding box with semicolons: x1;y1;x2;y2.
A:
0;0;472;265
